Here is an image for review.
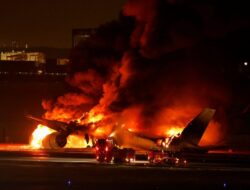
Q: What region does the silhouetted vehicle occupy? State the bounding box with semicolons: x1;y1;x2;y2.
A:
148;150;187;166
95;138;135;163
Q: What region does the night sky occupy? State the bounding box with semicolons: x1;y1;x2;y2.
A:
0;0;126;48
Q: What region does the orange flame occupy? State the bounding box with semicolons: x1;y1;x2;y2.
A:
30;103;223;149
30;124;55;148
30;124;93;149
65;135;93;148
87;112;104;123
165;126;183;137
199;120;223;146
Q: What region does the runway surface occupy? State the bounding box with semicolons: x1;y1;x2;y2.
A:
0;144;250;189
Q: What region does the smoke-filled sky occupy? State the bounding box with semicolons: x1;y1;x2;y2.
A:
42;0;250;147
0;0;248;146
0;0;126;48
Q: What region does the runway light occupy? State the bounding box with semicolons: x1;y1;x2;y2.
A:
67;179;72;186
223;182;227;188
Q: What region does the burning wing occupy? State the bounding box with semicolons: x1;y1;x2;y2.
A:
26;115;96;133
27;115;96;149
26;115;70;132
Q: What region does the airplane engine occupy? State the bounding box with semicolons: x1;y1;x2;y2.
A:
42;132;67;149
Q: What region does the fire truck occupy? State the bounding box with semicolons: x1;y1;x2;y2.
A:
95;138;135;163
94;138;187;165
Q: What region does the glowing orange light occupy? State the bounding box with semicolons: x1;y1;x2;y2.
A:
30;124;55;148
88;113;104;123
65;135;92;148
30;124;94;149
165;127;183;137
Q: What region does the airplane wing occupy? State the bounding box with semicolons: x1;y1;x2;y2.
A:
26;115;69;132
26;115;97;134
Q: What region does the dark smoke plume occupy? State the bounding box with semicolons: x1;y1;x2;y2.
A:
43;0;250;145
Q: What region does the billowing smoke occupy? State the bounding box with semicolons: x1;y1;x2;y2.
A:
42;0;250;145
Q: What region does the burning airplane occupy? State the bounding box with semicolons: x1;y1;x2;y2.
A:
27;0;236;163
28;115;96;149
110;108;216;153
28;107;216;164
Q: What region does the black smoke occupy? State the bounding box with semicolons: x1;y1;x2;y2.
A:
44;0;250;146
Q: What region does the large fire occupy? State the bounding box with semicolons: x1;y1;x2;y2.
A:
65;135;93;148
29;108;220;149
29;1;230;149
30;124;93;149
29;102;223;149
30;124;55;148
87;112;104;123
165;127;183;137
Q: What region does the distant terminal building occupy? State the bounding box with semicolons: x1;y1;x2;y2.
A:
0;51;45;65
72;28;96;48
0;50;69;78
0;42;70;78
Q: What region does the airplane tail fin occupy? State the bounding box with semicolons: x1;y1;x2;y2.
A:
178;108;216;146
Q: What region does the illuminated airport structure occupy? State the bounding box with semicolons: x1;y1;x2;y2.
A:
0;37;72;79
0;51;46;65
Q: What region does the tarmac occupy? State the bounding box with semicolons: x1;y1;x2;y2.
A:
0;144;250;190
